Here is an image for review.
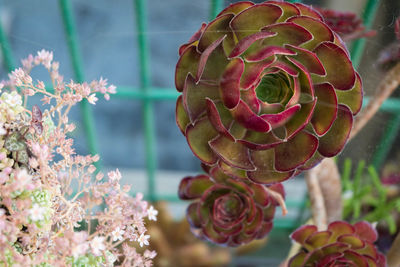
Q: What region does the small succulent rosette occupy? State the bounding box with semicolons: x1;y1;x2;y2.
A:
176;1;362;184
178;167;285;246
289;221;386;267
315;7;375;42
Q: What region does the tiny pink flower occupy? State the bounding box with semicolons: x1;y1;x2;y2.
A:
108;169;121;181
0;172;9;184
122;184;131;192
111;227;125;242
92;154;100;162
136;192;143;202
87;93;98;105
71;242;89;258
23;89;35;96
3;167;12;175
14;169;33;191
2;90;23;106
9;68;25;86
137;233;150;247
65;123;76;133
29;158;39;169
36;50;53;69
108;85;116;94
21;54;34;70
0;124;6;136
36;80;45;90
96;172;104;181
90;236;105;256
88;165;96;174
29;204;46;222
147;206;158;221
52;61;59;71
144;250;157;259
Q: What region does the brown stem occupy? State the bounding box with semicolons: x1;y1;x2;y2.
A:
266;187;288;216
305;170;327;230
147;225;173;259
314;158;343;223
342;29;376;42
350;62;400;140
387;231;400;267
305;62;400;231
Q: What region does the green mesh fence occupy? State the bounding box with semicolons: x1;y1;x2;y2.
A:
0;0;398;230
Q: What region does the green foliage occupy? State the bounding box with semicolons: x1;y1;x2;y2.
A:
67;254;104;267
0;248;14;267
342;158;400;234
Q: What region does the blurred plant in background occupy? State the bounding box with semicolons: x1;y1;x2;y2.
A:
0;51;156;266
341;155;400;255
342;159;400;235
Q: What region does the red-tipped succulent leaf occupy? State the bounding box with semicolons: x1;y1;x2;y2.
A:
175;1;362;185
289;221;387;267
178;169;285;246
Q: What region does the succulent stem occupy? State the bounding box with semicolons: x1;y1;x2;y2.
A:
305;170;327;230
350;62;400;140
387;231;400;267
266;186;288;216
313;158;343;223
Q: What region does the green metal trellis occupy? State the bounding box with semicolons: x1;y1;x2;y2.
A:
0;0;398;229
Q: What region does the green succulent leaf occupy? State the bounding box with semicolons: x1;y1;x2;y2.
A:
5;132;25;152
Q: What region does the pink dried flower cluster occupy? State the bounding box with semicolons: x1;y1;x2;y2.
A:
0;50;156;266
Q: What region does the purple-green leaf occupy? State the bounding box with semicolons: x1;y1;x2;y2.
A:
209;135;256;170
186;117;218;164
220;58;244;109
318;104;353;157
311;83;338;136
230;3;282;40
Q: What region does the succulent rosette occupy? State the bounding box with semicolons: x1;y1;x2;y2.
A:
178;166;285;246
316;7;375;42
175;1;362;184
289;221;386;267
